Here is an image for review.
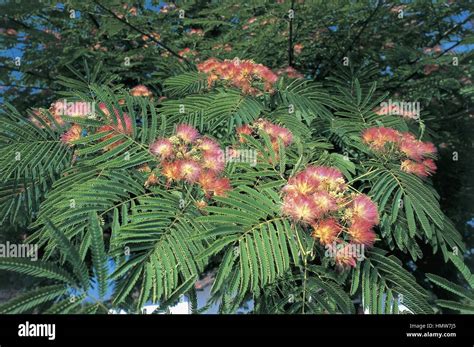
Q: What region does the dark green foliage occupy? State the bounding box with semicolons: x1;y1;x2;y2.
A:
0;0;472;314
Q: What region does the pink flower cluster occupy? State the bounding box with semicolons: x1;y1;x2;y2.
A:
27;100;89;146
130;85;153;97
188;28;204;36
362;127;437;177
33;85;152;147
178;47;197;59
237;119;292;145
96;105;133;150
276;66;304;79
281;165;379;268
235;119;293;162
60;102;134;148
30;100;92;130
197;58;278;95
60;124;82;147
212;43;232;52
294;43;304;55
148;124;231;198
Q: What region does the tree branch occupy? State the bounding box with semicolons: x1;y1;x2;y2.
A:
404;13;473;66
288;0;295;67
0;65;56;83
436;40;463;59
92;0;192;66
318;2;382;79
87;13;101;29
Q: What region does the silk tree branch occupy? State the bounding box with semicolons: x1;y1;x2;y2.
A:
0;65;56;83
404;14;473;66
87;13;101;29
318;2;382;80
92;0;192;66
386;14;473;89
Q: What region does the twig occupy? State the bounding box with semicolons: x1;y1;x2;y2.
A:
288;0;295;67
404;14;473;66
318;2;382;79
87;13;101;29
435;40;462;59
0;65;56;83
92;0;192;66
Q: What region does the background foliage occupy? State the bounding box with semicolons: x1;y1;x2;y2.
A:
0;0;473;314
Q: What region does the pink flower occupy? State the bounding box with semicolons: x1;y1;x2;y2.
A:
198;170;217;196
400;159;436;177
260;122;293;145
349;195;379;226
60;125;82;146
282;195;318;222
401;160;427;177
420;141;437;156
305;166;343;182
188;28;204;36
274;126;293;146
176;124;199;143
201;150;225;173
277;66;304;79
198;171;231;197
247;17;257;24
304;166;345;192
422;158;437;175
311;219;341;245
212;177;232;197
97;113;133;150
399;135;436;161
347;221;376;247
98;102;111;117
144;172;159;188
111;112;133;134
150;138;174;159
177;159;202;183
294;43;303;55
236;124;253;143
197;137;221;154
283;171;319;196
130;85;153;97
423;64;439;76
334;244;358;268
362;127;400;151
197;58;278;94
161;161;182;183
178;47;197;57
6;28;18;36
312;191;338;215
